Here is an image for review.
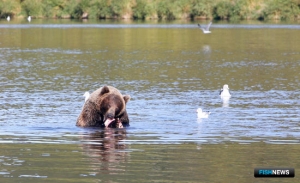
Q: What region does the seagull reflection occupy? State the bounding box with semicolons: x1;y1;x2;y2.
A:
202;45;211;54
221;96;230;107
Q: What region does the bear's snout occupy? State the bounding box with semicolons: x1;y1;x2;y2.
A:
106;113;114;120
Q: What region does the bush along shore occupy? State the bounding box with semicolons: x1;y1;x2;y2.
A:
1;0;300;20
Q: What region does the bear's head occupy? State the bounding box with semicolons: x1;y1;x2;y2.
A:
97;86;130;128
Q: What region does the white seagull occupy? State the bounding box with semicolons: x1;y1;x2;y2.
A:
7;16;10;21
83;91;90;102
198;22;212;34
219;84;231;97
197;108;211;118
27;16;31;22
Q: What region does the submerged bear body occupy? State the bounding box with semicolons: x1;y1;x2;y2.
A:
76;86;130;128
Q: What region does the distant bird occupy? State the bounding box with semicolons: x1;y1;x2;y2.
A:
198;22;212;34
27;16;31;22
197;108;211;118
83;91;90;102
7;16;10;21
219;84;231;97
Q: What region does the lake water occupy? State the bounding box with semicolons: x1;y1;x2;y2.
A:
0;19;300;182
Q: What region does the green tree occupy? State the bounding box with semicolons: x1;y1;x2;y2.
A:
263;0;300;20
1;0;300;20
174;0;192;19
144;0;158;19
42;0;64;18
191;0;215;19
90;0;111;19
0;0;19;18
157;0;176;19
132;0;147;19
21;0;43;17
213;0;233;19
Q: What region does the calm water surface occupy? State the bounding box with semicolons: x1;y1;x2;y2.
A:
0;19;300;182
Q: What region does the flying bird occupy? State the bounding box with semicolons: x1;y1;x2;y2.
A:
198;22;212;34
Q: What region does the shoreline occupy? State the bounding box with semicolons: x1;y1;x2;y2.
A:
1;0;300;21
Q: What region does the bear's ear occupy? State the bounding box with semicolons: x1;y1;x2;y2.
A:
100;86;110;95
123;95;130;104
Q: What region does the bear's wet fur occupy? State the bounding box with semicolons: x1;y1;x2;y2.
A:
76;86;130;128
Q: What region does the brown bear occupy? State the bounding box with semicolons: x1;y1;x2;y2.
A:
76;86;130;128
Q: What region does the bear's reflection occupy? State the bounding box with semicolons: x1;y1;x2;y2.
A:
79;128;129;173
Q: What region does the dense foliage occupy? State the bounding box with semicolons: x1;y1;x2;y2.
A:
1;0;300;20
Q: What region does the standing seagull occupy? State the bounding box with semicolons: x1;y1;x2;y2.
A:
219;84;231;97
83;91;90;102
7;16;10;21
198;22;212;34
27;16;31;22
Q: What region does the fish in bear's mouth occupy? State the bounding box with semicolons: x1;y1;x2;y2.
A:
104;118;123;128
104;118;115;127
